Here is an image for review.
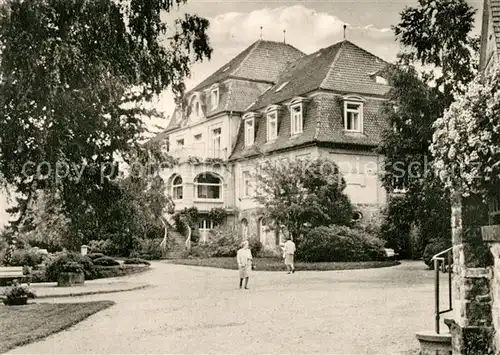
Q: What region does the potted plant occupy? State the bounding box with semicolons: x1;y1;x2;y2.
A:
57;261;85;287
1;279;36;306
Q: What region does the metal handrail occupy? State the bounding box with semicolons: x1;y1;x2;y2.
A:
431;247;453;334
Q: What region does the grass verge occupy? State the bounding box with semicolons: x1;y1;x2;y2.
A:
166;257;400;271
0;300;115;353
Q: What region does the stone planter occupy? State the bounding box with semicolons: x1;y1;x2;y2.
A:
57;271;85;287
2;296;28;306
415;330;452;355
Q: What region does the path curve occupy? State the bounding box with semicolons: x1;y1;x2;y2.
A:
6;260;445;354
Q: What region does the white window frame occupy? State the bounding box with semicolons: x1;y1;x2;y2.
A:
210;86;219;109
199;219;214;230
198;218;215;243
244;118;255;147
176;138;185;147
211;127;222;154
189;93;203;121
344;101;363;133
290;104;303;135
194;133;202;141
172;175;183;200
194;173;223;201
242;171;251;198
267;111;278;141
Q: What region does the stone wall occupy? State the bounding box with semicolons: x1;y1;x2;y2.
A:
451;193;495;355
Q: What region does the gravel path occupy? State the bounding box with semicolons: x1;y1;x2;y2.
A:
6;260;449;354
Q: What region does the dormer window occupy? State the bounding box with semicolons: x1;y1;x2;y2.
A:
210;84;219;109
375;76;388;85
343;95;365;133
189;93;203;121
288;97;309;136
291;104;303;135
244;117;255;147
265;105;281;142
370;71;388;85
267;111;278;141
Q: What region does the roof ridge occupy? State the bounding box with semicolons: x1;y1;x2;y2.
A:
314;42;345;139
319;41;345;91
232;40;261;77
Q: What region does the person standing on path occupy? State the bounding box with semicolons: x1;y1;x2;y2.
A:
283;236;296;274
236;240;253;289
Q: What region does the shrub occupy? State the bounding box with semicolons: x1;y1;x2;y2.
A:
87;239;114;255
131;238;163;260
189;227;263;258
7;248;43;267
123;258;150;265
93;257;120;266
248;238;262;257
423;238;452;269
296;225;386;262
87;253;105;260
205;226;240;257
45;252;94;281
188;244;211;258
30;268;48;283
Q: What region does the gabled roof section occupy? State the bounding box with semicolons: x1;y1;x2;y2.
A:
190;40;305;92
247;40;390;111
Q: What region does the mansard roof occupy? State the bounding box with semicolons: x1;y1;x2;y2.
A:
230;41;391;160
247;40;390;111
162;40;306;133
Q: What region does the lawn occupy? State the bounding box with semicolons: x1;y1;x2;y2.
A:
167;257;400;271
0;301;115;353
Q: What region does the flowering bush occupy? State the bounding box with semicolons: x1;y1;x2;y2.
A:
2;279;36;300
431;63;500;198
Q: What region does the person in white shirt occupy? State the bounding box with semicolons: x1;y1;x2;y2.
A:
236;240;253;289
283;237;296;274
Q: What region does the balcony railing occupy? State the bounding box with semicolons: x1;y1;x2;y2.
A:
168;147;228;161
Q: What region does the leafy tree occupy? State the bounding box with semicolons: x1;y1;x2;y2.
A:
394;0;479;102
254;158;354;242
0;0;212;237
378;0;479;258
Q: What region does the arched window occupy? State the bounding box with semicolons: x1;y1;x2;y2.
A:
172;175;183;200
189;93;202;121
241;218;249;240
195;173;222;200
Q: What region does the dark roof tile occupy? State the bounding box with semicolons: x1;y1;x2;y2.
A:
190;40;305;92
247;40;389;111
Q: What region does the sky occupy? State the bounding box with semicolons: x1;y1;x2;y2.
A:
0;0;485;229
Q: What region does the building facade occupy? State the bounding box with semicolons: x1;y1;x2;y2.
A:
154;39;390;249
